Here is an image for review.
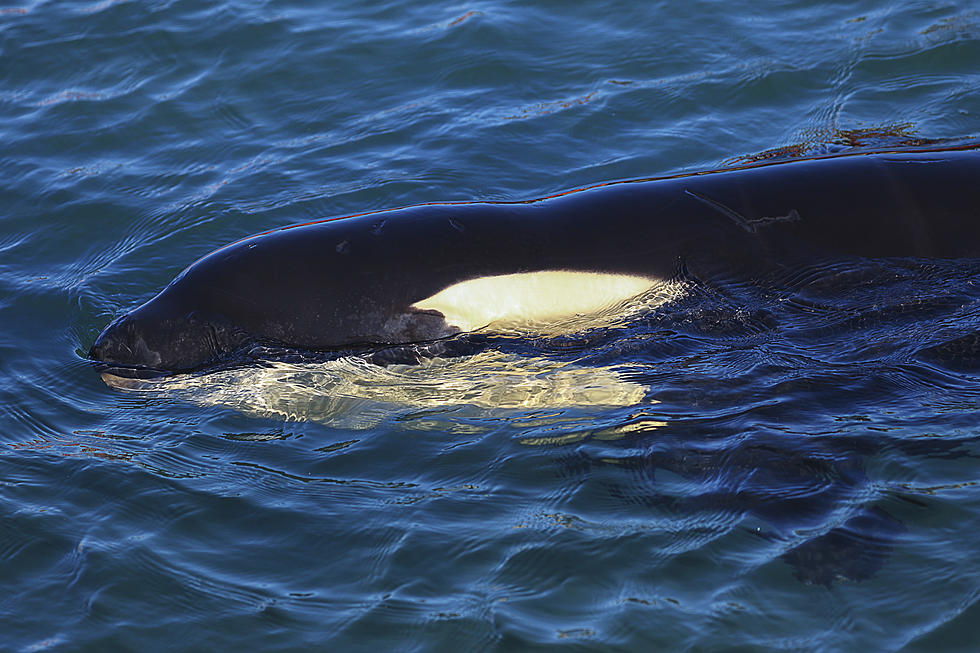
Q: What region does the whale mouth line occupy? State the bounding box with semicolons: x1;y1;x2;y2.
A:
90;359;174;380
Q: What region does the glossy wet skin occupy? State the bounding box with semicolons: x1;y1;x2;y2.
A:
89;146;980;374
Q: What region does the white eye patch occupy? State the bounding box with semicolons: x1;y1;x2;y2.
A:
411;270;660;332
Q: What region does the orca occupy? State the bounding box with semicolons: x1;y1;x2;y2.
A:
89;146;980;374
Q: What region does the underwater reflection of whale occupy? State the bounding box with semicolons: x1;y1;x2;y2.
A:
90;146;980;373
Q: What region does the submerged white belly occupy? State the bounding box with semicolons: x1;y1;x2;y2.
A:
411;270;660;332
102;349;654;427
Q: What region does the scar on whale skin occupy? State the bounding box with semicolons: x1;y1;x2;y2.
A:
684;188;802;234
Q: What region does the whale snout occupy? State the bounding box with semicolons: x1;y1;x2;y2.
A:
90;315;165;371
90;303;248;374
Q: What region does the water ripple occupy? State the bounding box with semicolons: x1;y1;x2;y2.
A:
4;0;980;650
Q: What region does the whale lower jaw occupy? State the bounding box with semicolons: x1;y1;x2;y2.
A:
410;270;666;335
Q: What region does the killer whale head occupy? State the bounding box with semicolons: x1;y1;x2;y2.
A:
89;296;250;375
88;267;666;374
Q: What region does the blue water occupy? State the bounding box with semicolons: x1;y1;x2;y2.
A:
3;1;980;650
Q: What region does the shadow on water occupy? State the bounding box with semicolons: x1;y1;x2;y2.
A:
91;250;980;591
555;432;931;587
556;254;980;587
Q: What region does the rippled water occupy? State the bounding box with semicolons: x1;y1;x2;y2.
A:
4;1;980;650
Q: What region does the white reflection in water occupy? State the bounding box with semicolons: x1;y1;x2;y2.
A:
103;350;652;429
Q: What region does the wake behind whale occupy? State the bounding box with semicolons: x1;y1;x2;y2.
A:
89;145;980;377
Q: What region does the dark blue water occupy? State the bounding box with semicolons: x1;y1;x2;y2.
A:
4;1;980;650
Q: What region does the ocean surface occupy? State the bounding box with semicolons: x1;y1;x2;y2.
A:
3;1;980;650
